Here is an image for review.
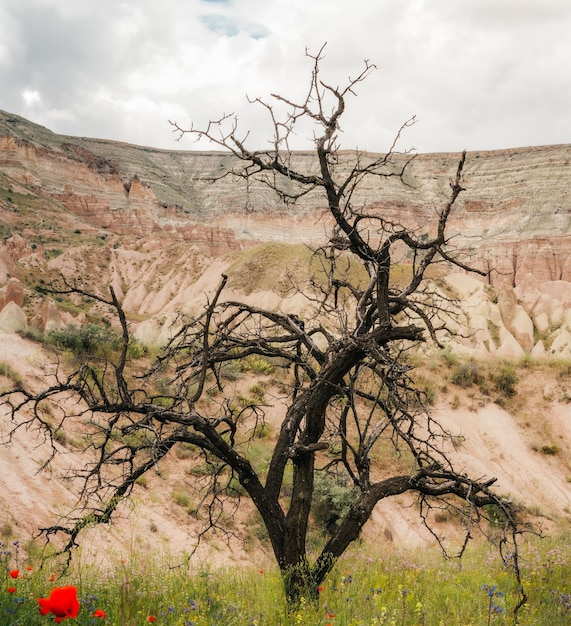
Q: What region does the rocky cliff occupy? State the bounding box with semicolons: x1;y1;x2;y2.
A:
1;109;571;358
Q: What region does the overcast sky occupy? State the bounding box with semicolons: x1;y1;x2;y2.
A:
1;0;570;154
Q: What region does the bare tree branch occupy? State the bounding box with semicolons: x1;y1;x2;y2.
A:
1;44;527;615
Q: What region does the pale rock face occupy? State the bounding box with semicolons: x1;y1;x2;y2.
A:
496;326;526;358
549;328;571;357
0;277;24;310
512;311;545;356
0;300;27;333
536;281;571;308
40;298;82;333
497;286;535;353
533;312;550;335
530;340;547;358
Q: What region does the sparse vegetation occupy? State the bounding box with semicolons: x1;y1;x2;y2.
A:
450;359;486;388
0;361;22;388
487;319;501;348
312;472;357;535
227;242;315;295
172;489;191;508
46;323;121;356
239;356;276;375
493;363;519;399
447;358;519;401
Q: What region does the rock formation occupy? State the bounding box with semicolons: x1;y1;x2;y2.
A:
0;108;570;355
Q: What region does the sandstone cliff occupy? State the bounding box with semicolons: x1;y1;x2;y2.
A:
0;108;570;357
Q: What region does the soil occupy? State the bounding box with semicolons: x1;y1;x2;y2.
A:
1;332;570;571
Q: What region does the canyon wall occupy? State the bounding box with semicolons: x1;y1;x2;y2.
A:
1;109;571;356
1;110;570;277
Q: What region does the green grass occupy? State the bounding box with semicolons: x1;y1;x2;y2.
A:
226;242;315;295
1;535;569;624
0;361;23;388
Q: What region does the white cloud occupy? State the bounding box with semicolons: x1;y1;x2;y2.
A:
0;0;569;153
22;89;41;105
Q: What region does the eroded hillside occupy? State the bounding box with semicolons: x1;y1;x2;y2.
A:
0;331;570;566
0;110;570;564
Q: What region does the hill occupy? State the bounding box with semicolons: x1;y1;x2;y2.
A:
0;110;570;565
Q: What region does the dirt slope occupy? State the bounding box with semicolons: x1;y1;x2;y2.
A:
1;332;570;569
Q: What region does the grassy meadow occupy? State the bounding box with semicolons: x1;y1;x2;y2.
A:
1;534;569;625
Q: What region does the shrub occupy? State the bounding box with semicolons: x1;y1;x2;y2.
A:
0;361;22;388
492;364;518;398
172;490;191;508
249;383;267;402
224;476;247;497
240;356;275;375
219;362;242;381
450;361;485;388
416;375;437;405
127;338;147;358
47;323;121;356
253;422;272;439
439;349;459;368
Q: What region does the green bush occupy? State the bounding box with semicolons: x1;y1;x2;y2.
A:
127;337;147;358
47;323;121;356
240;356;275;375
493;364;518;398
224;476;247;497
450;360;485;388
312;472;356;534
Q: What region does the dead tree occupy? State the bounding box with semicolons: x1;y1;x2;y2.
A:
1;45;526;610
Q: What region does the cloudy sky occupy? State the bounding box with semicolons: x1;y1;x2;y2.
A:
1;0;570;154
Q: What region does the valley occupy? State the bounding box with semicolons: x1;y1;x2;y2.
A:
0;109;570;567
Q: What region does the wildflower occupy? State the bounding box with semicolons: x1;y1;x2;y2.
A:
147;616;157;622
9;569;19;579
37;585;80;623
327;611;335;618
7;586;16;593
482;584;504;621
259;569;264;574
93;608;106;618
26;565;33;571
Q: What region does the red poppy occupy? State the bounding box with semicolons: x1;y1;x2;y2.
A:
93;608;106;618
147;616;157;623
37;585;80;623
9;570;19;579
26;565;33;571
7;586;16;593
